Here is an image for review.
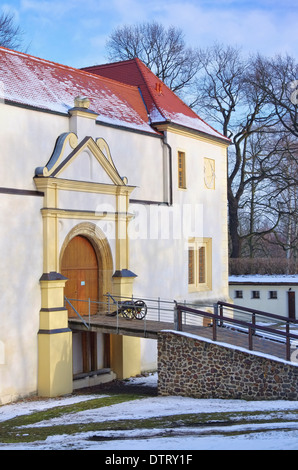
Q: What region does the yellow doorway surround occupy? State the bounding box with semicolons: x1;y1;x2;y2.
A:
34;108;139;397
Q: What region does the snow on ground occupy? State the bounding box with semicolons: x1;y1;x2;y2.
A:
1;373;298;450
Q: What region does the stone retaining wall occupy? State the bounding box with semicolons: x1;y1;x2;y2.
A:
158;331;298;400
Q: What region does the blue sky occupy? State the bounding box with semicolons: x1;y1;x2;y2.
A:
1;0;297;68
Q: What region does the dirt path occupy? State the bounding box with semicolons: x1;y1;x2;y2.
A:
74;375;158;397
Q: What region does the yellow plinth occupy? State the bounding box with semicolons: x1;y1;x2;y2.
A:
38;273;73;397
38;329;72;397
110;334;141;379
110;269;141;379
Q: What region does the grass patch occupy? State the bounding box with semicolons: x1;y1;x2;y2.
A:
1;395;298;445
0;394;144;444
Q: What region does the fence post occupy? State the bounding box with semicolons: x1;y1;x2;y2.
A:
213;303;218;318
174;302;178;330
158;297;161;322
248;326;253;350
252;313;256;336
212;315;217;341
174;302;182;331
286;322;290;361
219;302;224;327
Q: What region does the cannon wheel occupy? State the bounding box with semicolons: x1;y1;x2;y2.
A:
133;300;147;320
121;302;135;320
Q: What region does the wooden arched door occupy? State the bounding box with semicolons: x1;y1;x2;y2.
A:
61;235;99;317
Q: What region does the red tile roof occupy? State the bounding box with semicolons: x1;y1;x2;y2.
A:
0;47;229;142
83;58;229;143
0;47;157;134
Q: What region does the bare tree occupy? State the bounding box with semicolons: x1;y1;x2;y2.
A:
193;44;284;258
0;11;24;50
106;21;200;95
253;54;298;138
240;132;297;261
192;44;246;136
106;28;298;265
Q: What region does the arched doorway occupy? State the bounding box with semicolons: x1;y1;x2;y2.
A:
60;227;113;377
61;235;99;316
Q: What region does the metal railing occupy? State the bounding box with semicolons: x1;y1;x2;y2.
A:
176;301;298;361
65;294;214;335
65;294;298;360
65;294;178;336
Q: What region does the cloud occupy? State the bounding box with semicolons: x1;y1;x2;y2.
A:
7;0;297;66
85;0;298;58
147;1;298;57
1;2;21;22
21;0;74;17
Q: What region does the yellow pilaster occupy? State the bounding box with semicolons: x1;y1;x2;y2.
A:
115;190;130;271
110;270;140;379
38;274;73;397
35;177;73;398
111;195;140;379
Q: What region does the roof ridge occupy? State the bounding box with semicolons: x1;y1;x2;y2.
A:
84;58;139;69
133;58;167;121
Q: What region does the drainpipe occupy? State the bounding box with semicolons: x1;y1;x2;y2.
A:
163;133;173;206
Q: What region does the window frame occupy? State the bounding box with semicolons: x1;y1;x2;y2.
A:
235;290;243;299
251;290;260;299
269;290;278;299
178;150;186;189
188;237;212;292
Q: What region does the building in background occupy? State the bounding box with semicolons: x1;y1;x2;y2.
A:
229;275;297;320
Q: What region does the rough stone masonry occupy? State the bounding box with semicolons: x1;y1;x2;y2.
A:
157;331;298;400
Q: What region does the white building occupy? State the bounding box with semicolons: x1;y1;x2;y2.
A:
0;48;230;404
229;275;298;319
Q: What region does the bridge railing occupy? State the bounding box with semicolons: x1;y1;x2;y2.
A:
65;294;213;335
65;294;298;360
176;301;298;361
65;294;178;337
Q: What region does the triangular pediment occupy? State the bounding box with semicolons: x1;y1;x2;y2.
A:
35;133;126;186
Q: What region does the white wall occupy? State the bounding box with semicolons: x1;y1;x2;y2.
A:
229;279;297;320
129;130;229;305
0;193;43;404
93;124;165;202
0;103;69;191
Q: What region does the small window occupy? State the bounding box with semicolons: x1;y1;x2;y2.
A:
188;238;212;291
198;246;206;284
235;290;243;299
188;247;195;285
178;151;186;189
269;291;278;299
252;290;260;299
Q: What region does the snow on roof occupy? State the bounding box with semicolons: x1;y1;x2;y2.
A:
82;58;230;144
229;275;298;285
0;47;158;135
